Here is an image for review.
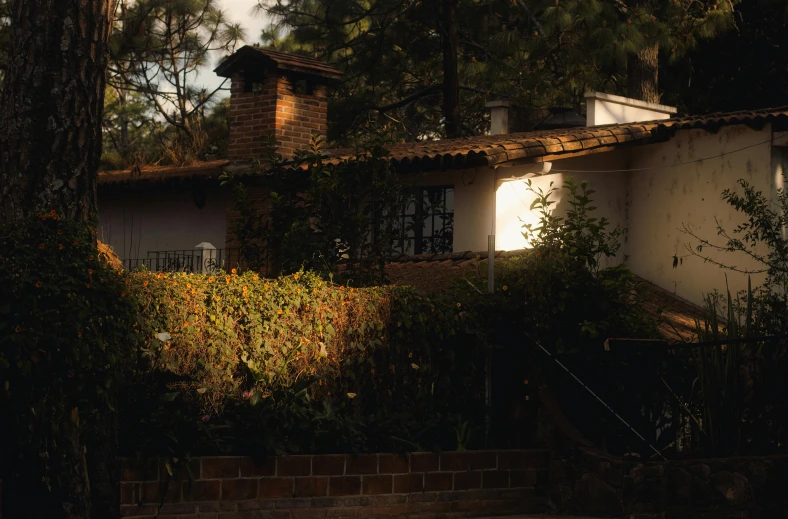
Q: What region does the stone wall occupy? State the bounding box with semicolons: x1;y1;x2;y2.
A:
549;446;788;518
120;450;549;518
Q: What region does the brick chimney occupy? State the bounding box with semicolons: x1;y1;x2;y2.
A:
214;46;343;161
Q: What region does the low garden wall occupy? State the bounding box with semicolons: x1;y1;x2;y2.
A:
549;447;788;518
120;450;549;518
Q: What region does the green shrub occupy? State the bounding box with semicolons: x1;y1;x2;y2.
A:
0;213;138;508
223;137;404;283
120;268;484;457
455;178;660;451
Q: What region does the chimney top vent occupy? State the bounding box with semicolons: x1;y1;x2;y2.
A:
584;91;676;126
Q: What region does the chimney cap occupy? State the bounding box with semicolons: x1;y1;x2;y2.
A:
485;100;511;109
215;46;344;82
584;91;677;114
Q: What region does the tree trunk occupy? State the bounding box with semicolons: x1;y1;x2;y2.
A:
0;1;117;518
441;0;461;139
0;0;115;223
627;44;660;104
118;90;130;154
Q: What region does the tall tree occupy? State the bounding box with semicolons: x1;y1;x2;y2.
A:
0;1;117;518
661;0;788;114
259;0;497;142
0;0;115;222
537;0;739;103
111;0;243;160
441;0;460;138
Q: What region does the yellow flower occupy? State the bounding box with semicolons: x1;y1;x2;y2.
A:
208;276;215;283
278;309;283;315
35;281;42;288
408;352;413;358
502;285;508;291
231;268;237;275
49;210;58;217
264;284;269;290
339;286;345;291
142;280;149;287
157;273;163;279
456;302;461;308
191;289;196;295
186;283;191;289
215;295;221;301
313;288;318;293
183;322;189;328
253;274;259;280
14;325;21;333
225;276;231;283
293;273;299;280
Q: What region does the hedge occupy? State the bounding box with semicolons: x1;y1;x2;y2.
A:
121;269;485;456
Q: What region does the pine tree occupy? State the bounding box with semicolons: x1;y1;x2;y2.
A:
111;0;243;161
0;1;117;518
536;0;740;103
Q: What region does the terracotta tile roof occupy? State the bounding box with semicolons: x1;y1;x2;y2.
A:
383;249;706;343
384;250;522;292
215;46;344;80
638;278;706;343
326;106;788;170
98;105;788;185
98;160;230;186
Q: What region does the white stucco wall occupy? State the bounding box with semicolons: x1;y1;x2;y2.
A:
494;152;630;257
443;124;784;306
626;124;775;304
98;187;229;261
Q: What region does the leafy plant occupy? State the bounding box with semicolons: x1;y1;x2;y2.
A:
119;268;484;457
455;178;660;452
223;136;406;284
681;176;788;455
455;421;473;452
0;213;139;509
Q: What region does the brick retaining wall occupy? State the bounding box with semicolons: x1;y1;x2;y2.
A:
120;450;549;518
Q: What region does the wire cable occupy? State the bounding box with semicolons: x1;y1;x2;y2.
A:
525;331;667;461
548;137;774;174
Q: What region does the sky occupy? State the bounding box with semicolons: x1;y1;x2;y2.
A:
196;0;271;94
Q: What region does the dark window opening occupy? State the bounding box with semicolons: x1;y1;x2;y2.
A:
393;186;454;255
292;79;313;95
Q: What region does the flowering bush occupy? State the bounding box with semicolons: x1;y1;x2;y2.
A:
121;268;484;456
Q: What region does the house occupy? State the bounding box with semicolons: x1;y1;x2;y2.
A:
98;45;788;311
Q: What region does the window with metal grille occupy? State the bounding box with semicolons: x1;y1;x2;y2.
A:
393;186;454;255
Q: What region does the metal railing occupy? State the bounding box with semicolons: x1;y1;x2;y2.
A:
123;248;243;274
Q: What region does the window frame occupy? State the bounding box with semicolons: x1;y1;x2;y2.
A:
394;185;454;255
